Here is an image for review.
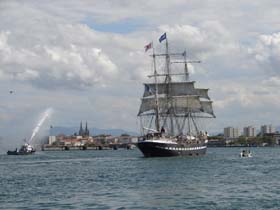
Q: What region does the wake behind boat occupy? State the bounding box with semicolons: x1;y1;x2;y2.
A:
137;33;215;157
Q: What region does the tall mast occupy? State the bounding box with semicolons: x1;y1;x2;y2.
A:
184;50;191;134
183;50;189;81
173;50;201;135
152;43;160;132
165;36;171;79
165;35;174;135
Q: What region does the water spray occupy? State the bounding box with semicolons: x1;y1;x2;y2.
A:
28;108;53;144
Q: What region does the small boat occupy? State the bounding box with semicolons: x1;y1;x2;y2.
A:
7;143;36;155
240;149;252;158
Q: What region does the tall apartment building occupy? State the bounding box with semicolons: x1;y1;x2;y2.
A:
224;127;240;138
243;126;256;137
261;125;275;135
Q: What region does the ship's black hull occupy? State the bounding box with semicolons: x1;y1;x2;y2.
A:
137;141;207;157
7;149;35;155
7;150;35;155
7;143;36;155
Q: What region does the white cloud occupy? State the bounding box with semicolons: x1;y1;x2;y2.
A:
262;76;280;87
0;31;10;49
0;23;120;89
1;0;280;137
248;32;280;74
15;68;39;80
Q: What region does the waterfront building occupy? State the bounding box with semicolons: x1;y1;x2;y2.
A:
117;135;138;144
207;138;226;147
243;126;256;137
261;125;275;136
48;136;57;145
263;133;280;145
224;127;239;139
50;136;94;146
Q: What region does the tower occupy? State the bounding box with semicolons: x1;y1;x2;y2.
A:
79;121;84;136
85;121;90;136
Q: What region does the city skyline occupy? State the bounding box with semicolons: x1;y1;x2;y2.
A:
223;124;277;138
1;1;280;145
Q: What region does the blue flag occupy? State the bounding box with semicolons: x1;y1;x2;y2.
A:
159;33;166;43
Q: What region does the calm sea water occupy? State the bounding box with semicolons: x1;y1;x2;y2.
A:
1;148;280;210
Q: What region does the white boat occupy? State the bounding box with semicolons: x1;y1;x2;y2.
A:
240;150;252;158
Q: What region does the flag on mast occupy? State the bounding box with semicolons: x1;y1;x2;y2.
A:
159;32;166;43
144;42;152;52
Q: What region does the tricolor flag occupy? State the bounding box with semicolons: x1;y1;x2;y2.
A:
159;32;166;43
145;42;152;52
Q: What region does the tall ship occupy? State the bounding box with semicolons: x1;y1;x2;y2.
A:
137;33;215;157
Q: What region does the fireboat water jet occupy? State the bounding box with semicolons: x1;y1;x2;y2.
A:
7;108;53;155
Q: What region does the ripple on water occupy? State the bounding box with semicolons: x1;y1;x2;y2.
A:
1;148;280;209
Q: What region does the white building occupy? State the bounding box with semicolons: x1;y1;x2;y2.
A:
261;125;275;135
224;127;240;138
243;126;256;137
48;136;57;145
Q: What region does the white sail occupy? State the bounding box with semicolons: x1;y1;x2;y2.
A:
143;82;209;99
201;101;215;116
172;101;214;116
138;95;202;115
195;89;210;99
138;96;214;117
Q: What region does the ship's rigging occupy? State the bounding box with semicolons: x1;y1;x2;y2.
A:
138;33;215;138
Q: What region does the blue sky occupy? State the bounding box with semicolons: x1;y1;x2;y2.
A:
83;17;148;34
1;0;280;151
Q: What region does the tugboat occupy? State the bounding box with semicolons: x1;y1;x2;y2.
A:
137;33;215;157
7;143;36;155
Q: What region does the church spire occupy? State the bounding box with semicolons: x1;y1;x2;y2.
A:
85;121;90;136
79;121;84;136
